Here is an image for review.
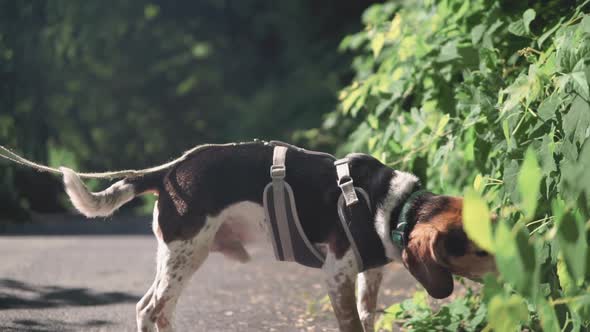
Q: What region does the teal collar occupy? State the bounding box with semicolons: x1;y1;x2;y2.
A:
391;189;428;250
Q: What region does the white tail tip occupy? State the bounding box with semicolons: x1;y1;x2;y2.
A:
60;167;135;218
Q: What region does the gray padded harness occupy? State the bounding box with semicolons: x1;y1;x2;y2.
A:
263;145;326;268
263;143;386;271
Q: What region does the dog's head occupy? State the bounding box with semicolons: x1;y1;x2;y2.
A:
398;194;496;299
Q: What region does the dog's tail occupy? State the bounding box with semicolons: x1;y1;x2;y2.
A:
60;167;162;218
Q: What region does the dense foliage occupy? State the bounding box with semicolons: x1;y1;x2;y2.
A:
4;0;590;329
329;0;590;330
0;0;375;219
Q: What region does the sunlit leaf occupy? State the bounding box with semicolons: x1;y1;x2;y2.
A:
473;174;483;192
517;149;542;219
487;294;529;331
371;33;385;58
523;9;536;34
501;75;530;112
557;254;577;295
463;188;494;253
386;15;402;40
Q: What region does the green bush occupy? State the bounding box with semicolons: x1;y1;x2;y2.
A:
329;0;590;330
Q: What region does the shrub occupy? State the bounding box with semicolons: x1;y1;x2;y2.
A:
329;0;590;330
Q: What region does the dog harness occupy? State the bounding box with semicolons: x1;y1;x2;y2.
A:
334;158;391;271
263;145;326;268
262;143;391;271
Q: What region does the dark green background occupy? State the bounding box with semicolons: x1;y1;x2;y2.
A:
0;0;377;219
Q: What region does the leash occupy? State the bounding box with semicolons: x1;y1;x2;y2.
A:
0;143;240;180
0;144;160;179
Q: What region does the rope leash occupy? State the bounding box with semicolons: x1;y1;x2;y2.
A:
0;142;257;180
0;145;151;179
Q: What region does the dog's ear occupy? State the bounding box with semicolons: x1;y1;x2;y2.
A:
402;223;453;299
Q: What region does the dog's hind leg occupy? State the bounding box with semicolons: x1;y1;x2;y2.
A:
136;276;158;331
137;206;221;332
137;234;216;332
356;267;383;332
137;203;164;331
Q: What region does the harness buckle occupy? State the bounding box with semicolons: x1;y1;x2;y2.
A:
334;158;350;167
391;221;407;248
270;165;286;179
338;176;358;206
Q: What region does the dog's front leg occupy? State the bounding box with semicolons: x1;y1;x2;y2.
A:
324;250;363;332
356;267;383;332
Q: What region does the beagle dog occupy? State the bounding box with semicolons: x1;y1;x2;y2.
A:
60;141;496;332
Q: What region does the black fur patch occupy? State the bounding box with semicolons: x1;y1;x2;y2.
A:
444;227;468;257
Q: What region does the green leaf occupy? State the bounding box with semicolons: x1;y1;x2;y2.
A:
144;4;160;20
437;40;461;62
557;254;577;295
473;174;483;192
487;294;529;331
582;15;590;34
562;96;590;146
375;303;402;331
537;298;561;332
555;211;588;283
540;134;557;177
463;188;494;253
371;33;385;58
571;69;590;100
569;293;590;325
494;221;538;297
518;149;542;219
502;74;530;112
503;159;520;202
508;20;527;37
482;273;503;303
538;18;565;47
538;94;559;121
435;114;450;136
341;87;363;114
367;114;379;129
471;24;486;45
523;9;536;35
502;119;510;143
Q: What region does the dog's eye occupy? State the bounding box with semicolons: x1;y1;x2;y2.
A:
475;250;489;257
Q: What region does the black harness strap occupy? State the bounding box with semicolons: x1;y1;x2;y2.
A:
335;158;390;272
263;145;326;268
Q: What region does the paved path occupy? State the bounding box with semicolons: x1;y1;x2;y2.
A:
0;214;423;332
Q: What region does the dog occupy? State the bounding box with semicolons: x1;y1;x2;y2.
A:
60;140;496;332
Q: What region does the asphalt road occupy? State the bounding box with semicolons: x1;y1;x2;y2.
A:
0;214;425;332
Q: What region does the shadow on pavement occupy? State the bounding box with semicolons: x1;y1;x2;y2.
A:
0;213;152;236
2;318;112;332
0;278;140;310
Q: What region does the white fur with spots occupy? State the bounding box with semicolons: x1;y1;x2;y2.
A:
356;267;384;332
136;202;267;332
323;249;365;332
